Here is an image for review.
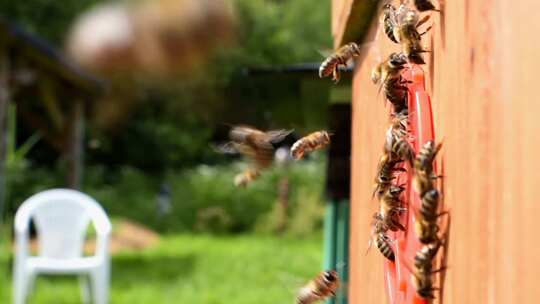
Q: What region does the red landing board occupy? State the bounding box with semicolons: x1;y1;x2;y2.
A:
383;65;438;304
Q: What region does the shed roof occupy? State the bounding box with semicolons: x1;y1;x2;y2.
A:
0;17;104;95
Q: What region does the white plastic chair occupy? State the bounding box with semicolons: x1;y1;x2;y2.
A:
13;189;112;304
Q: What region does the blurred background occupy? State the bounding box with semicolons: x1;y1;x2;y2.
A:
0;0;349;303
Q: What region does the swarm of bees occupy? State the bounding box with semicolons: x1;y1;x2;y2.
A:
296;270;340;304
213;1;442;302
365;1;446;301
408;140;445;300
217;126;331;188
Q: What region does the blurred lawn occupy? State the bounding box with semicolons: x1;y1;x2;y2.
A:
0;233;322;304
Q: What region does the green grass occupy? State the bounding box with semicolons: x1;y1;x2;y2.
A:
0;233;322;304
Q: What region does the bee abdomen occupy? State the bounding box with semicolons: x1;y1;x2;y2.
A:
376;233;396;261
420;189;440;220
319;56;337;78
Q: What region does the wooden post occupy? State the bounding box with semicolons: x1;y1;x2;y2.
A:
0;46;9;222
66;100;84;189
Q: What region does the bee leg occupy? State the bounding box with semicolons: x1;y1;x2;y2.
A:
416;14;431;28
419;24;433;36
436;210;449;218
332;66;341;83
430;266;447;274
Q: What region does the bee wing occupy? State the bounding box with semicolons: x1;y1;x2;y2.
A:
229;125;264;144
318;48;334;58
265;129;294;144
212;142;238;154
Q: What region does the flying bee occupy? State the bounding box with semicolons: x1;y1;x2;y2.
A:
413;141;442;196
373;153;404;199
319;42;361;83
371;52;409;112
234;169;260;187
216;126;292;186
414;0;440;12
296;270;340;304
219;126;293;170
291;131;331;160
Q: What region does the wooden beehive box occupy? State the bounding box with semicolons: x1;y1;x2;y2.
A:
334;0;540;303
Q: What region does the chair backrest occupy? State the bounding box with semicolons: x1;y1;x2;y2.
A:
15;189;111;259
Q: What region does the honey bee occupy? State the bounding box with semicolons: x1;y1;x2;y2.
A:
381;4;399;43
419;188;440;222
414;240;442;270
233;169;260;187
411;241;445;300
379;185;406;231
373;153;404;199
217;126;292;186
414;0;440;12
222;126;293;169
375;232;396;261
413;141;442;196
291;131;331;160
396;9;432;64
369;213;397;261
415;218;440;244
385;125;414;165
371;52;409;113
383;4;432;64
319;42;362;83
297;270;340;304
411;267;437;300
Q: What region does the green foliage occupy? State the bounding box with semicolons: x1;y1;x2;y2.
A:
231;0;332;65
0;233;322;304
0;0;101;43
78;159;326;234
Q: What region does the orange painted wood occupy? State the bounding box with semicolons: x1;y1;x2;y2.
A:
343;0;540;303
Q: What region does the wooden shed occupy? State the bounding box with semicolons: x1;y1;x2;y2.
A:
332;0;540;303
0;18;103;218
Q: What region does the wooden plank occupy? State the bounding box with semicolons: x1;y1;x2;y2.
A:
66;100;84;189
332;0;378;48
345;0;540;302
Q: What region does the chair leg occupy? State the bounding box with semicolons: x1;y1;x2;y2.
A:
13;269;35;304
13;271;27;304
90;267;109;304
79;274;92;304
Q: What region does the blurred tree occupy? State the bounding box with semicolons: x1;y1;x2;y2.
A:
0;0;101;43
2;0;332;172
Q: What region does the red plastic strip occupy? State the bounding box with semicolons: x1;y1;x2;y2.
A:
382;64;436;304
